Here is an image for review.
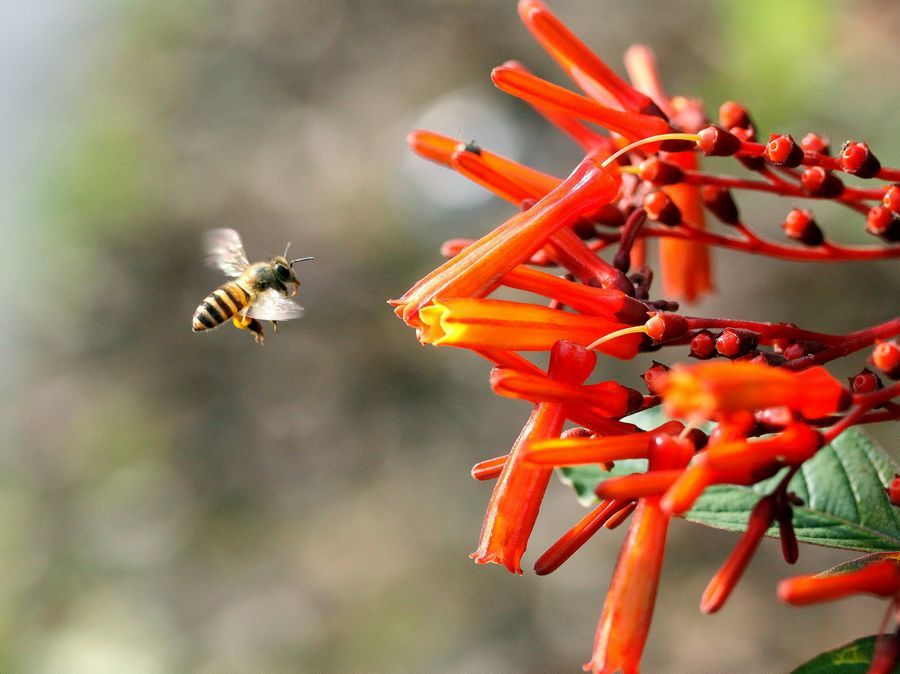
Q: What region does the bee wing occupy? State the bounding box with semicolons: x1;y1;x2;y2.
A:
205;228;250;278
246;289;305;321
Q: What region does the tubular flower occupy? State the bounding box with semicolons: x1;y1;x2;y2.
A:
418;298;643;358
663;362;849;421
778;560;900;605
700;496;777;613
491;368;643;417
473;340;595;574
587;433;693;673
624;47;712;302
523;421;683;466
391;154;620;328
587;498;669;674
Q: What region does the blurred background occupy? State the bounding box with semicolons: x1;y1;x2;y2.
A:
2;0;898;671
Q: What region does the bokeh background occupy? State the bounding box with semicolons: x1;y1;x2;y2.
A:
3;1;898;671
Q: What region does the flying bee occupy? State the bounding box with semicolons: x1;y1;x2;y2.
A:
192;228;313;344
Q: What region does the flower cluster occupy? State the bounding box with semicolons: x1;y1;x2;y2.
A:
392;1;900;671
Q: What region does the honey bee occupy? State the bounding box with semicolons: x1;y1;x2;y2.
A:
192;228;313;344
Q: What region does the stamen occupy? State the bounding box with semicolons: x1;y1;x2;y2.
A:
600;133;701;169
587;324;649;351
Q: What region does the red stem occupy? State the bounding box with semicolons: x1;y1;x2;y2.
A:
684;317;844;345
592;226;900;262
824;382;900;443
783;317;900;370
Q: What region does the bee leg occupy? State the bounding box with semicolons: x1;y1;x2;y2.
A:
232;315;266;345
272;321;279;334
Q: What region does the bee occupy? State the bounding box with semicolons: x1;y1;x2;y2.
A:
192;228;313;344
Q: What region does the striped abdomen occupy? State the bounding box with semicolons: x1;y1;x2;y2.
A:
192;281;250;331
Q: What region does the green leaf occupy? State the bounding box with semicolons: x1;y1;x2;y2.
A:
791;635;878;673
689;429;900;552
558;409;900;552
817;551;900;577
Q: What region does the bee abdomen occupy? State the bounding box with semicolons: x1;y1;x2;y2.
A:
192;282;250;331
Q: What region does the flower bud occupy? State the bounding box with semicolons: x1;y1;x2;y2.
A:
700;185;740;225
872;340;900;379
866;206;900;242
783;340;825;361
886;474;900;507
697;125;743;156
690;330;717;360
782;208;824;246
646;312;689;342
800;132;829;154
715;328;759;358
884;185;900;214
765;133;804;167
800;166;844;198
718;101;752;131
748;351;786;367
637;157;684;185
643;190;682;225
642;361;670;395
849;368;882;394
840;140;881;178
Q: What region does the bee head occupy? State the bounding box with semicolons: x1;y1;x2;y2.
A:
272;255;314;288
271;255;298;285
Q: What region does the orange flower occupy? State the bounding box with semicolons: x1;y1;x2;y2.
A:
418;298;644;358
391;154;621;327
473;340;595;574
705;422;823;472
663;361;849;421
534;498;632;575
700;496;776;613
517;0;660;115
491;368;642;418
586;433;693;673
778;559;900;605
587;498;668;674
523;421;683;466
492;64;671;144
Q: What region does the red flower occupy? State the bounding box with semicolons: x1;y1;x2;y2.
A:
472;340;596;574
663;361;849;421
391;155;620;327
778;559;900;605
418;298;643;358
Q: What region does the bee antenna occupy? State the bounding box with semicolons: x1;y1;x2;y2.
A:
283;241;292;258
290;256;315;266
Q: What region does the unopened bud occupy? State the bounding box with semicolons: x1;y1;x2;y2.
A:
866;206;900;242
646;312;689;342
643;191;682;226
690;330;717;360
800;166;843;198
748;351;787;367
800;132;829;155
715;328;759;358
840;141;881;178
849;368;883;394
765;134;804;167
700;185;740;225
638;157;684;185
884;185;900;215
783;340;825;361
642;361;670;395
698;125;743;156
718;101;753;131
887;474;900;507
782;208;824;246
872;340;900;379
